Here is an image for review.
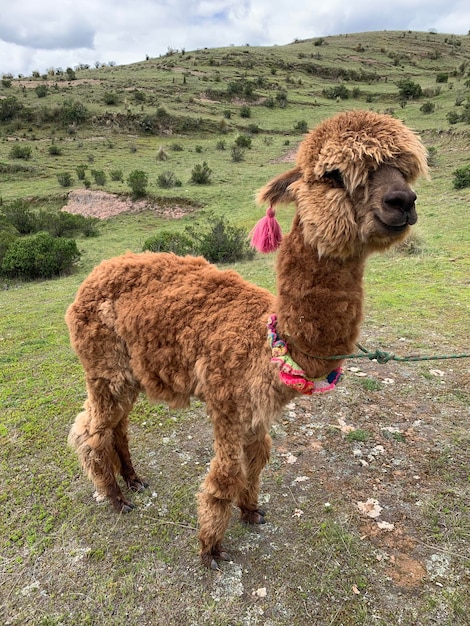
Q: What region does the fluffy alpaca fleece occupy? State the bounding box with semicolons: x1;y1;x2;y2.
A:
66;110;428;568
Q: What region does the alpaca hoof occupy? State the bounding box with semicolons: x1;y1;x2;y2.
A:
126;477;149;492
112;498;135;514
120;501;136;513
201;549;232;570
240;508;266;525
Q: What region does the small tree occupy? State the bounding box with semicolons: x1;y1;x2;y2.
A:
452;164;470;189
90;169;106;186
57;172;73;187
9;145;32;160
127;170;148;198
185;213;255;264
397;79;423;100
190;161;212;185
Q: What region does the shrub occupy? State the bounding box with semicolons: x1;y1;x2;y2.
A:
57;172;73;187
9;144;32;160
240;105;251;118
452;164;470;189
156;146;168;161
35;84;48;98
75;164;87;180
103;92;119;105
48;144;62;156
36;210;99;238
235;135;252;149
322;84;350;100
110;169;123;182
143;231;194;255
420;101;435;114
447;111;460;124
0;218;19;265
216;140;226;150
1;231;80;279
127;170;148;197
1;200;37;234
294;120;308;133
185;213;255;264
436;73;449;83
231;146;245;162
90;169;106;186
190;161;212;185
157;171;182;188
397;79;423;100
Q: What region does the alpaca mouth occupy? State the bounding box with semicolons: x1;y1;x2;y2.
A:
374;213;410;235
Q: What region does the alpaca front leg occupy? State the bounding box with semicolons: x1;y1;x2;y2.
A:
197;490;234;569
237;430;272;524
197;420;247;567
114;415;149;493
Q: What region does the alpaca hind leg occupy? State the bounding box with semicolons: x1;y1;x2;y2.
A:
197;408;247;568
68;379;138;513
114;414;149;492
237;430;272;525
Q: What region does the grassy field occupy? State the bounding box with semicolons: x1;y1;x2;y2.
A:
1;30;469;625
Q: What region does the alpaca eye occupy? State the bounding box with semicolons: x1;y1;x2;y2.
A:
323;169;344;187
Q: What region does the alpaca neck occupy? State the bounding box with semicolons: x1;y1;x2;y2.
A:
275;216;366;379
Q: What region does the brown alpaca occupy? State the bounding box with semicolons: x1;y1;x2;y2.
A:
66;110;428;569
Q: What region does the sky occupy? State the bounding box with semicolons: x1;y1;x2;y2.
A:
1;0;469;77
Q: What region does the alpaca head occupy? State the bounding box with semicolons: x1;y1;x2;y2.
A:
256;110;429;259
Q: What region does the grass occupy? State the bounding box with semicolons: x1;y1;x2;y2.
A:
1;29;470;626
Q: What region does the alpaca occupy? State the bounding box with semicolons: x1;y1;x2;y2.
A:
66;110;428;569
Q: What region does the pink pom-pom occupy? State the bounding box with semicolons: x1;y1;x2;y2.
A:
250;206;283;253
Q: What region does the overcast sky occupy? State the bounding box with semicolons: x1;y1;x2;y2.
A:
1;0;469;77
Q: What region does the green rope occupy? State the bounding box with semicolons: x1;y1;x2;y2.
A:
315;343;470;364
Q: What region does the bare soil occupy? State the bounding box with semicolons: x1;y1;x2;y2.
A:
62;189;196;220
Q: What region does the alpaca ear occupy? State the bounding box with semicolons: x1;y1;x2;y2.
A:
256;167;302;206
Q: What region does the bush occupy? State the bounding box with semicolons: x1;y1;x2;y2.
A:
127;170;148;198
9;144;32;160
420;101;435;114
110;169;123;182
75;165;88;180
231;146;245;162
35;84;48;98
157;171;182;188
322;84;350;100
143;231;195;255
36;210;99;238
436;73;449;83
57;172;73;187
90;169;106;186
0;218;19;265
1;231;80;279
235;135;252;149
452;164;470;189
397;79;423;100
1;200;37;234
294;120;308;133
240;105;251;118
48;144;62;156
190;161;212;185
103;92;119;105
185;213;255;264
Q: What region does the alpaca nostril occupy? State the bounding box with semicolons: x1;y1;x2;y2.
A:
383;189;417;213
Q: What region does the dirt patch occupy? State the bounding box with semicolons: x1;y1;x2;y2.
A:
62;189;196;220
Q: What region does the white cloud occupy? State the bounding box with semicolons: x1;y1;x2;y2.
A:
0;0;468;77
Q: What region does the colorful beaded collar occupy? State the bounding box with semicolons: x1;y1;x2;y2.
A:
267;314;344;395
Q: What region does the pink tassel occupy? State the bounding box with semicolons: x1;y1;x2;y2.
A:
250;206;283;253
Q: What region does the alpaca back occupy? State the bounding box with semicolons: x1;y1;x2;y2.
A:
66;252;276;409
